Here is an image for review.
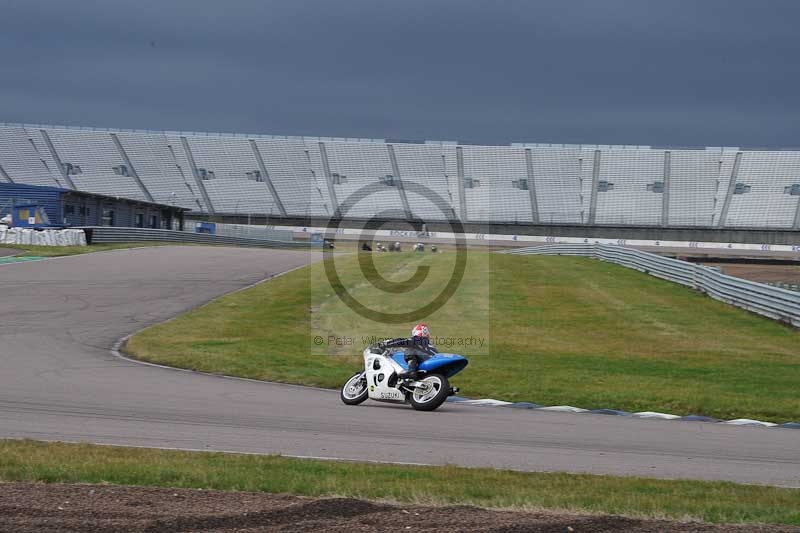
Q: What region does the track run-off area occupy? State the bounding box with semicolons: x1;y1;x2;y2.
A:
0;246;798;488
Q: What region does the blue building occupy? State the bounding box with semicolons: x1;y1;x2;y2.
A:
0;182;187;229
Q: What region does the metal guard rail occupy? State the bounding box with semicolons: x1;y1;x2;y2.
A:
505;244;800;328
82;227;314;249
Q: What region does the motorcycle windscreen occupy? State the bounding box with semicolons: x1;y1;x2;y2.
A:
390;353;409;370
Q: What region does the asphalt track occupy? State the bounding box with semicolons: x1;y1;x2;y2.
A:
0;247;798;488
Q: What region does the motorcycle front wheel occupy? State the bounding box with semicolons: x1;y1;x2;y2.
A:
408;374;450;411
340;372;368;405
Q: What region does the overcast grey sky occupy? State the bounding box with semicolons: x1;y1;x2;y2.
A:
2;0;799;147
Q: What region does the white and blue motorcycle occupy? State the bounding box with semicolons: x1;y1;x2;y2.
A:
340;342;468;411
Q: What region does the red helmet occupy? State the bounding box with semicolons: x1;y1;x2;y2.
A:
411;323;430;339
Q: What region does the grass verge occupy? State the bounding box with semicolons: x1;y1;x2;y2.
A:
126;252;800;422
1;439;798;525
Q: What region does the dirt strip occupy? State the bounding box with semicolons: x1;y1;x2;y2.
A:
0;483;795;532
701;262;800;284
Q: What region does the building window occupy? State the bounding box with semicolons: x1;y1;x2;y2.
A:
149;215;158;228
62;162;82;175
101;208;115;226
464;177;480;189
135;213;144;228
597;180;615;192
197;168;215;180
64;205;76;215
784;184;800;196
112;164;130;176
245;170;264;182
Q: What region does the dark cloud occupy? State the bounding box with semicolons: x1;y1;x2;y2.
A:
1;0;799;147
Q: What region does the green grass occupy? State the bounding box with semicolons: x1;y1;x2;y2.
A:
0;242;177;257
1;439;798;525
126;253;800;422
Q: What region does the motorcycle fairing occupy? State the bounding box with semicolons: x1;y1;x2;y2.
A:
364;352;406;402
392;351;469;378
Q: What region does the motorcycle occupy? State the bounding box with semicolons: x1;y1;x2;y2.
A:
340;342;468;411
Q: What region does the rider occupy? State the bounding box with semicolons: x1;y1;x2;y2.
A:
381;323;437;380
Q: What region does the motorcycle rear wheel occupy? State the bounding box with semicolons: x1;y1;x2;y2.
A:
409;374;450;411
340;372;368;405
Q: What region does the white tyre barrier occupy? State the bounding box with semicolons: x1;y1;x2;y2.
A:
0;227;86;246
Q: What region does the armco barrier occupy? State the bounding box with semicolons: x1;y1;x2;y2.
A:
186;221;294;242
505;244;800;327
82;227;313;249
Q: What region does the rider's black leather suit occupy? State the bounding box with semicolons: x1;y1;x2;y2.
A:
380;337;438;378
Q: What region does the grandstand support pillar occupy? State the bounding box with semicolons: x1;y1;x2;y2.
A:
0;164;14;183
249;140;287;217
179;137;216;215
318;142;340;215
110;133;154;203
440;154;458;219
717;151;742;228
40;129;76;190
524;148;540;223
456;146;468;221
386;144;413;220
304;149;328;216
588;150;601;225
662;151;671;227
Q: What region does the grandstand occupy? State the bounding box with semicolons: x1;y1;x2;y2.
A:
1;123;800;237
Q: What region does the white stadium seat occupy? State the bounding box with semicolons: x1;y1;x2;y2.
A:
1;123;799;230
